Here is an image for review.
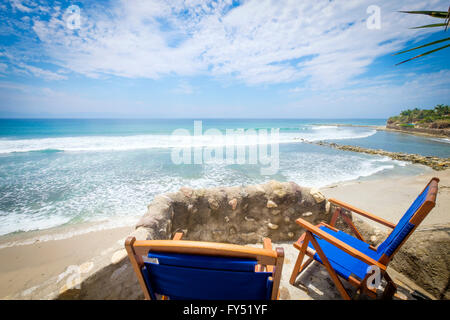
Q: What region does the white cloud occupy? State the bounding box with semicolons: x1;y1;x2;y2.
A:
284;69;450;118
16;63;67;80
9;0;34;13
0;81;30;91
11;0;450;86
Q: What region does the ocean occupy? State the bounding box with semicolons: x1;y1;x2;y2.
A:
0;118;448;237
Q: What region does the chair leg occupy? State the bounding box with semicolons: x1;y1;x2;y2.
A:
289;233;311;285
358;274;378;299
329;207;341;227
289;256;313;285
256;238;274;272
341;213;365;242
309;233;351;300
382;272;397;300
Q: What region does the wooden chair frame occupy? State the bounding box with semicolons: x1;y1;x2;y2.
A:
289;177;439;300
125;232;284;300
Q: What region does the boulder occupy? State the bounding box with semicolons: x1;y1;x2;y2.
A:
389;224;450;300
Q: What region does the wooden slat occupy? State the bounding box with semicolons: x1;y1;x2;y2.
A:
328;198;396;229
293;240;316;256
382;272;397;300
172;232;183;240
255;238;272;272
262;238;274;273
419;177;439;198
294;232;306;247
290;232;312;285
341;212;365;242
263;238;272;250
329;207;341;227
132;240;278;265
410;181;438;225
318;221;339;232
125;237;151;300
271;248;284;300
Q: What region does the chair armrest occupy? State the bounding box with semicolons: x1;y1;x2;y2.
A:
295;218;386;271
328;198;396;229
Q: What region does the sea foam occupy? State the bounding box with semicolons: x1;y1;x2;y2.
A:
0;127;377;154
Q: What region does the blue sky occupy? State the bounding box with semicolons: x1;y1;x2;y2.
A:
0;0;449;118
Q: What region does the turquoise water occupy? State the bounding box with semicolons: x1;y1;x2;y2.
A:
335;130;450;158
0;118;385;139
0;118;444;236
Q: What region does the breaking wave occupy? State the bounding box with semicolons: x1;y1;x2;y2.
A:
0;127;377;154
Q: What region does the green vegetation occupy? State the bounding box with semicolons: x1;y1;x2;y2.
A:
387;104;450;129
395;8;450;65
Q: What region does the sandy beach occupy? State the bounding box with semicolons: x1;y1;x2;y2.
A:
0;225;133;299
321;169;450;229
0;169;448;300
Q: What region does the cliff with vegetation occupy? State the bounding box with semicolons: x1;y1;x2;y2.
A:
387;105;450;137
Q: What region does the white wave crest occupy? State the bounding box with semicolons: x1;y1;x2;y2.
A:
311;125;339;130
300;129;377;142
0;128;378;154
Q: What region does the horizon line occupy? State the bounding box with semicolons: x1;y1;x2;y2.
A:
0;117;388;120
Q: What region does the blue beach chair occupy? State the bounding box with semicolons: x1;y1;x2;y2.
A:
289;177;439;300
125;233;284;300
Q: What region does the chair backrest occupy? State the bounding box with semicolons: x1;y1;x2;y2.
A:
143;252;272;300
125;238;284;300
377;178;439;260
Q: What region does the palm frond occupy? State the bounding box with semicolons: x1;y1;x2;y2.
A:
395;7;450;65
394;37;450;55
399;10;449;19
396;43;450;65
410;23;447;29
445;6;450;31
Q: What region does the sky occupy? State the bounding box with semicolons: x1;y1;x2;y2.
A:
0;0;449;119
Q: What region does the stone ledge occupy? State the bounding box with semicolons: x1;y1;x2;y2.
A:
136;180;329;244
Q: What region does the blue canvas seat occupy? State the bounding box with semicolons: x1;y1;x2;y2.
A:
290;178;439;300
308;226;382;280
125;234;284;300
142;253;273;300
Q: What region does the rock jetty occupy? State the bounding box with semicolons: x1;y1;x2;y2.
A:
300;139;450;171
